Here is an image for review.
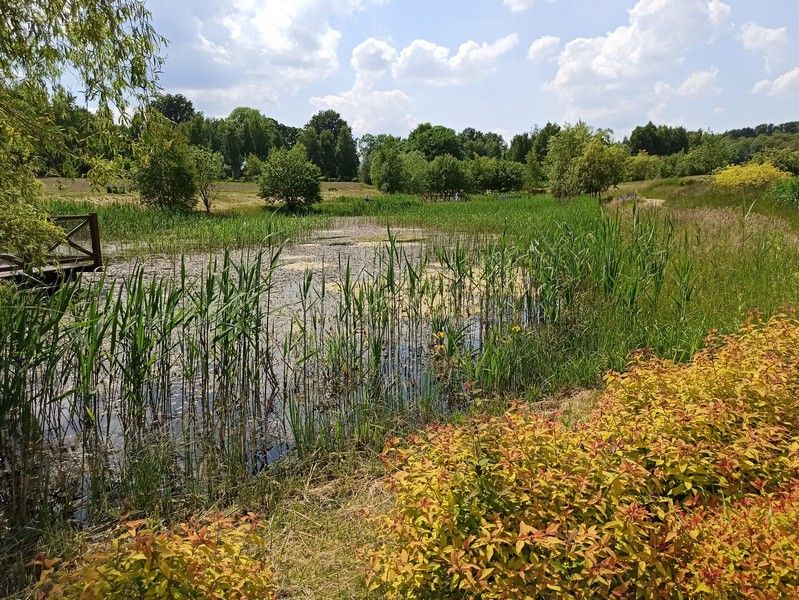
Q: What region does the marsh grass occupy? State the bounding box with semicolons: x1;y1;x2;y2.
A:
44;198;328;256
3;194;799;593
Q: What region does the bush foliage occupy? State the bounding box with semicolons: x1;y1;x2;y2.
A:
135;114;198;212
369;313;799;598
258;143;322;209
36;515;275;599
713;162;791;193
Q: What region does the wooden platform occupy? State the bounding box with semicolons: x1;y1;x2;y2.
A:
0;214;103;286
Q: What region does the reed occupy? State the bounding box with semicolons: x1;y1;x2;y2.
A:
3;194;798;593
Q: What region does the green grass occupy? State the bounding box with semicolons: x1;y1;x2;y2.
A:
6;189;799;595
44;198;329;256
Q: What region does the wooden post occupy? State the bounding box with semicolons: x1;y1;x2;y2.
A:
88;213;103;270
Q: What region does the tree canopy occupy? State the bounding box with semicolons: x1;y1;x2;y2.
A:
1;0;163;260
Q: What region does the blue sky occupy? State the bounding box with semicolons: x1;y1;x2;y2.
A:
147;0;799;139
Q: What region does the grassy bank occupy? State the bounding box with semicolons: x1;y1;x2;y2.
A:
5;187;799;595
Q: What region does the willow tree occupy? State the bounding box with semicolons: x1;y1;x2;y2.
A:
0;1;164;260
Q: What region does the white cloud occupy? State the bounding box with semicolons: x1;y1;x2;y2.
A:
186;0;387;114
312;32;518;134
503;0;536;11
737;22;789;72
351;38;397;76
753;67;799;96
392;34;519;84
676;67;721;96
708;0;732;28
542;0;731;127
311;87;416;136
527;36;561;61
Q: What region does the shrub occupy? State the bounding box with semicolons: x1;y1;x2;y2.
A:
369;313;799;598
770;176;799;209
713;162;791;194
468;158;524;193
426;154;472;194
675;482;799;597
544;123;591;198
258;143;322;210
35;515;276;599
135;115;198;212
574;137;628;199
625;151;662;181
400;151;429;194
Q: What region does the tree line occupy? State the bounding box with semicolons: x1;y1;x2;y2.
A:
18;88;799;215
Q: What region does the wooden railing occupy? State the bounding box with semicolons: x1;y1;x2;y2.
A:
0;213;102;283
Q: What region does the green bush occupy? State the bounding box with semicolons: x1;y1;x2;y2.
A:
426;154;472;194
135;115;198;212
258;143;321;210
0;195;64;263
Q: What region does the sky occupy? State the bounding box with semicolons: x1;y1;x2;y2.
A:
146;0;799;140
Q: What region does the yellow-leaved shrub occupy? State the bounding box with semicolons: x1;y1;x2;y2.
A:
35;514;276;599
675;482;799;597
368;313;799;598
713;162;791;192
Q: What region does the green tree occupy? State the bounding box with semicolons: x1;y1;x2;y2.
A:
242;154;264;180
400;151;429;194
335;125;359;180
574;137;628;200
683;135;733;175
297;128;321;168
458;128;506;159
425;154;471;194
523;150;546;191
508;133;534;163
531;122;561;163
1;0;163;261
190;146;225;213
408;123;463;160
370;146;405;193
152;93;196;124
135;114;198;211
318;129;337;179
307;109;347;138
625;151;662;181
544;123;591;198
258;144;321;210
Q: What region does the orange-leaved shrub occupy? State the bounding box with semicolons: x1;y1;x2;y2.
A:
35;514;276;599
368;313;799;598
674;482;799;598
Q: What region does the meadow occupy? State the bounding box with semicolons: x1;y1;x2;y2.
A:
3;177;799;596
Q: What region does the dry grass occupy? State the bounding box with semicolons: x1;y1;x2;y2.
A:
39;178;381;213
259;455;391;599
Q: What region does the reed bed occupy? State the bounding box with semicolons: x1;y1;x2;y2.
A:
2;200;798;592
44;198;328;256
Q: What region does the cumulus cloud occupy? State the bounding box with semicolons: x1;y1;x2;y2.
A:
527;36;561;61
392;34;519;84
753;67;799;96
178;0;385;115
676;67;721;96
312;32;517;134
310;87;416;136
541;0;731;127
737;22;789;72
